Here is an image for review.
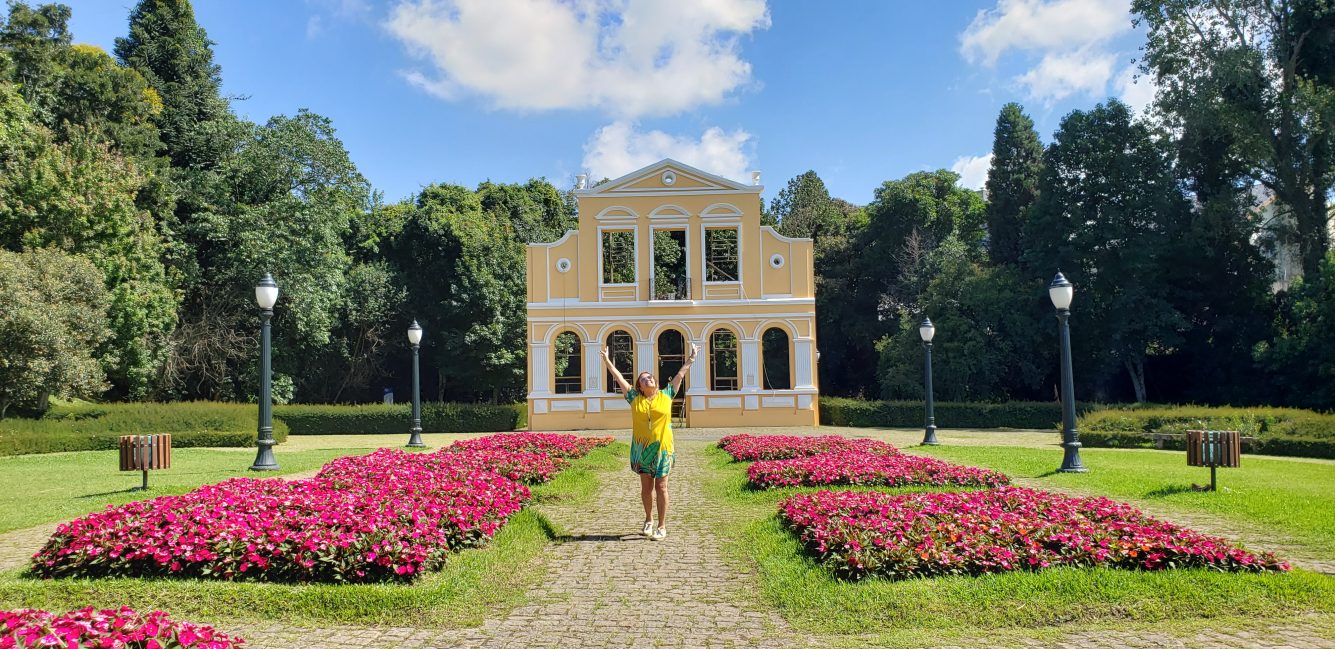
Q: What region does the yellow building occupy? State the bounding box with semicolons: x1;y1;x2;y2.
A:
526;159;819;430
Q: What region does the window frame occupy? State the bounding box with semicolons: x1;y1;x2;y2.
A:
604;329;635;394
708;328;740;391
701;226;741;285
553;331;583;395
598;226;639;287
760;326;793;390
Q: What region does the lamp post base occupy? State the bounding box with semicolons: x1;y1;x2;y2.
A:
406;427;425;448
250;438;280;470
921;425;939;446
1058;442;1087;473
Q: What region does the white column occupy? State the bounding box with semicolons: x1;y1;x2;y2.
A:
794;338;816;390
741;339;760;392
689;338;708;389
583;341;602;394
531;343;551;395
635;340;654;377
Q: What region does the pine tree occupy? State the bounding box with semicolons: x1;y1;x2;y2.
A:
983;103;1042;266
114;0;231;170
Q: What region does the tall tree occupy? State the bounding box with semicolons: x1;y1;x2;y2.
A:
114;0;232;171
768;171;843;240
0;248;111;417
984;102;1043;266
1023;100;1190;402
0;2;69;125
0;82;176;398
1255;250;1335;410
1135;0;1335;277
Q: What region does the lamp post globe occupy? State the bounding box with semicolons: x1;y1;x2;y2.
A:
1049;271;1087;473
250;274;280;471
406;320;425;448
919;316;939;446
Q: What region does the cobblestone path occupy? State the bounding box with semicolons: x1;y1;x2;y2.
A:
238;438;804;648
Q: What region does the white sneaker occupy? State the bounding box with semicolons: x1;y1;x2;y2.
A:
652;527;667;541
641;521;654;536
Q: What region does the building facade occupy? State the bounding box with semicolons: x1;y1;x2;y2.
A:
525;159;819;430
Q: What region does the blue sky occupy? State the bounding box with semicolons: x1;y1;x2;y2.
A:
63;0;1151;206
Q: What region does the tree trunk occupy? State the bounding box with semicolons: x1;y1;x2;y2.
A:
1295;191;1331;279
1124;357;1147;403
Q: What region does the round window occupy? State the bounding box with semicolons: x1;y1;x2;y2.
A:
556;258;572;273
769;253;785;269
661;171;676;186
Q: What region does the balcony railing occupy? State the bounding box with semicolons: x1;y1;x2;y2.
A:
651;275;691;301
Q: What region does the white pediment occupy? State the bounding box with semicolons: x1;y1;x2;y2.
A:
577;159;761;196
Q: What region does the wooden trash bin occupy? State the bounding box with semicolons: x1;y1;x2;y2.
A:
118;434;171;491
1185;429;1240;492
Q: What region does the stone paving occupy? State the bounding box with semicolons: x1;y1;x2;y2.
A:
1;428;1332;648
236;437;804;648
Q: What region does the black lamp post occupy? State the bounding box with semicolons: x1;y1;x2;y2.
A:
1050;271;1087;473
406;320;424;448
919;316;939;446
250;274;279;471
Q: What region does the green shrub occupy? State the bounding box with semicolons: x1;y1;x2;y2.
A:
0;402;286;456
275;402;523;435
820;397;1102;429
1078;405;1335;459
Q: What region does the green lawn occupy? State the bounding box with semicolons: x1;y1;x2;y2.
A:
910;443;1335;557
0;432;492;533
701;443;1335;648
0;441;625;628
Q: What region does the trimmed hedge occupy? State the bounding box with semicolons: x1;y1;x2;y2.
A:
1079;406;1335;459
275;402;524;435
0;402;288;456
820;397;1103;429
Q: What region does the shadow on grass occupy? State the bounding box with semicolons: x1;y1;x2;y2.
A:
1144;484;1197;498
76;488;143;499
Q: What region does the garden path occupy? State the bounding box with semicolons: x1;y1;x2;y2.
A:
238;436;807;648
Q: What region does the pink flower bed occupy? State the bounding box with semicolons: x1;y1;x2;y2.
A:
748;451;1011;489
445;432;614;459
779;487;1289;580
32;468;529;583
718;434;898;461
1;606;243;648
318;447;567;485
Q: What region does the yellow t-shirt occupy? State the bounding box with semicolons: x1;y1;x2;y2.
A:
627;385;675;476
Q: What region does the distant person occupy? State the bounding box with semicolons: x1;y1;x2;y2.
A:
600;343;698;540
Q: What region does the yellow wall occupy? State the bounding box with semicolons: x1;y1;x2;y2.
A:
526;160;819;431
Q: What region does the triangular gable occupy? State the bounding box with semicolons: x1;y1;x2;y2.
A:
579;159;760;195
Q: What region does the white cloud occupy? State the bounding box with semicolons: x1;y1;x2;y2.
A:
385;0;770;118
1114;64;1156;113
1016;48;1116;103
582;121;753;183
305;0;372;38
961;0;1130;65
961;0;1134;103
951;153;993;191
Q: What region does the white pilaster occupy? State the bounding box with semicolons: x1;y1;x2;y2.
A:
531;343;551;394
635;340;654;377
583;341;602;394
741;339;760;392
689;339;707;389
794;338;816;390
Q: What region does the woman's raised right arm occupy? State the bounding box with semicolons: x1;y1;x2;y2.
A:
600;346;633;394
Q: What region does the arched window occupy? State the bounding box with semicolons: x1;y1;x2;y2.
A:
605;330;634;393
656;329;686;393
710;329;738;391
554;331;582;394
761;327;791;390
